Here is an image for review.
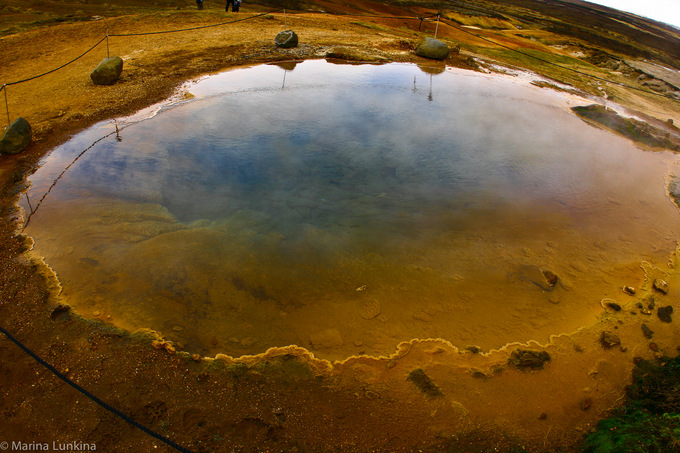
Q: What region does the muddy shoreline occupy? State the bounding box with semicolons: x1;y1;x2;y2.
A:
3;6;680;453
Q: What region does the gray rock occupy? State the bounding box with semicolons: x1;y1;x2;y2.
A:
600;331;621;349
91;56;124;85
603;301;622;312
653;279;669;294
509;349;551;370
658;305;673;323
275;30;298;48
623;286;636;295
415;37;450;60
0;117;31;155
407;368;443;397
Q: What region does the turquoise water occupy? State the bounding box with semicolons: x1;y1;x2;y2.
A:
22;61;680;359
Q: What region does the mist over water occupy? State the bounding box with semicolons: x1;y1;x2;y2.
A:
23;61;680;359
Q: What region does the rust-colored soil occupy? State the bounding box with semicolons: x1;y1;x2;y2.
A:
2;1;680;452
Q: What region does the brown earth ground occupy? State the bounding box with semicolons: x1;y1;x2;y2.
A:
2;1;680;452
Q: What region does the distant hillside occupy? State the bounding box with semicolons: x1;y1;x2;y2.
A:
2;0;680;69
374;0;680;66
258;0;680;66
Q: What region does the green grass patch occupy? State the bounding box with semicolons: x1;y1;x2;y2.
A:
469;44;605;93
583;356;680;452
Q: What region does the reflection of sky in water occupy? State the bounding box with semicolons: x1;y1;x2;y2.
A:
25;61;669;248
22;61;680;358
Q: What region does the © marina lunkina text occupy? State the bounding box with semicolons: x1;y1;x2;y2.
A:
9;441;96;451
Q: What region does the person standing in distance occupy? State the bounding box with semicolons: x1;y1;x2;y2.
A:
226;0;235;11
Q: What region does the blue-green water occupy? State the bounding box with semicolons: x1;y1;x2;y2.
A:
22;61;680;359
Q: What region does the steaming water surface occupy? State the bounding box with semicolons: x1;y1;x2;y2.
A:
23;61;680;359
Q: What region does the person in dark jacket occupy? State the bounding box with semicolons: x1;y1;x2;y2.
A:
226;0;234;11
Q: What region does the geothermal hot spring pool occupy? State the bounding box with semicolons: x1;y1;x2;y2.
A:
21;61;680;361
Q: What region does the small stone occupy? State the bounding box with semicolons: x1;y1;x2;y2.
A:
658;305;673;323
0;117;32;155
600;331;621;349
91;56;123;85
623;286;636;295
470;369;489;379
604;301;622;311
642;323;654;339
172;324;184;332
407;368;443;397
415;37;450;60
542;270;558;287
539;412;548;420
580;397;593;411
653;279;669;294
649;342;659;352
466;345;482;354
191;353;201;362
274;30;298;48
509;349;551;370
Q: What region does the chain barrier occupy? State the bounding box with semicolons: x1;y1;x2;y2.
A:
108;8;282;37
0;324;197;453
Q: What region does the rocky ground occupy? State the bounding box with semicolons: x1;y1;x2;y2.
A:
2;0;680;452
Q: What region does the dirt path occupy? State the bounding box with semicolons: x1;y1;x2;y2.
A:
2;4;680;452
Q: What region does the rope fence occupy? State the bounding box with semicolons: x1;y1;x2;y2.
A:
0;8;283;127
0;324;197;453
1;5;679;450
1;6;677;128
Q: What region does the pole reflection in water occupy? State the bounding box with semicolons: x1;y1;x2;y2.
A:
21;61;680;361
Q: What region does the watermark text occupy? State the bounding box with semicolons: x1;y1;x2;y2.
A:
0;441;96;451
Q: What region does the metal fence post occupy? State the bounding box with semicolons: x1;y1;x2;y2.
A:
3;85;9;127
